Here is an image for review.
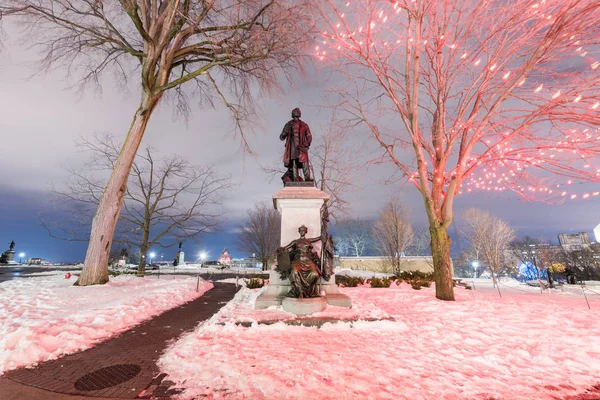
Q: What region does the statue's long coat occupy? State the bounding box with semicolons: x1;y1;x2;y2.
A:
280;119;312;168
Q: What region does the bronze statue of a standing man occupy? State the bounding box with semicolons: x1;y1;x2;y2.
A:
280;107;313;183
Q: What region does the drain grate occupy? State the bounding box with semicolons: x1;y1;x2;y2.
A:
74;364;141;391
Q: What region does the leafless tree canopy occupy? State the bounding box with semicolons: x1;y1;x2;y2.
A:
2;1;312;122
1;0;313;285
372;198;414;274
235;200;281;271
335;218;373;257
44;133;230;274
315;0;600;300
460;208;516;285
311;118;365;219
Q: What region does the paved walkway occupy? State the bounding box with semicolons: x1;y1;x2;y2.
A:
0;282;237;399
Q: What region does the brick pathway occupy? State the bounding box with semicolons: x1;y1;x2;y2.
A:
1;282;237;399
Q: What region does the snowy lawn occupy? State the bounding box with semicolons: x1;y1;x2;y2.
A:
159;280;600;400
0;274;213;374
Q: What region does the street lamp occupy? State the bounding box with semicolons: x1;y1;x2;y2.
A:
18;252;25;264
472;261;479;278
199;252;207;267
149;252;156;265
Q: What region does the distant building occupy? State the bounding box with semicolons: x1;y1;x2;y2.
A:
338;256;435;274
218;248;232;266
594;224;600;243
26;258;49;265
558;232;590;252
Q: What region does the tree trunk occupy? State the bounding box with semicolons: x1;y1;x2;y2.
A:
75;94;161;286
429;223;455;301
137;244;148;277
137;225;151;277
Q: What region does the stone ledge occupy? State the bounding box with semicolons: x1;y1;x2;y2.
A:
221;316;396;328
282;296;327;316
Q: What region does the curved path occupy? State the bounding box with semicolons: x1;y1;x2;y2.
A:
0;282;237;399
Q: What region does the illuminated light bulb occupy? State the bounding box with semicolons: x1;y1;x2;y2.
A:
552;91;561;99
592;102;600;110
461;53;467;59
592;62;599;70
535;84;543;92
474;59;481;66
518;79;526;86
570;194;577;199
370;22;375;28
574;95;582;103
503;72;510;79
490;64;497;71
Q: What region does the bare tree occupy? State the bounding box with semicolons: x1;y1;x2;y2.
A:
43;134;230;276
311;118;365;219
235;201;281;271
460;208;516;287
561;244;600;281
1;0;312;285
372;199;414;274
316;0;600;300
335;218;373;256
510;236;546;288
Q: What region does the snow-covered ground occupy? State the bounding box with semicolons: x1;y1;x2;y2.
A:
159;279;600;400
0;274;213;374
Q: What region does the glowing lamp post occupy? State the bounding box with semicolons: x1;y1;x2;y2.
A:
149;252;156;265
199;252;207;267
18;252;25;264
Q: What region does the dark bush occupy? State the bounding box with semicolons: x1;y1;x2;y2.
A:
370;277;392;288
245;278;265;289
397;270;434;282
340;276;365;287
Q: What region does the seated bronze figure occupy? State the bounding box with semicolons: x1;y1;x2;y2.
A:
276;225;322;298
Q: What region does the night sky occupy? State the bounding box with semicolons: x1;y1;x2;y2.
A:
1;23;599;263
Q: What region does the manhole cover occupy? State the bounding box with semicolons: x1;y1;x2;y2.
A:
74;364;141;391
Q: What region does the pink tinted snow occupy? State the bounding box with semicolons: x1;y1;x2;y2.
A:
0;274;212;374
159;282;600;400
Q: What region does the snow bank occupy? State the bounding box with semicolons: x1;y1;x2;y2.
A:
0;274;212;374
159;283;600;399
206;286;390;325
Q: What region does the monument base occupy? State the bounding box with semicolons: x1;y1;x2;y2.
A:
255;270;352;309
282;296;327;316
320;275;352;308
255;270;292;309
0;250;16;265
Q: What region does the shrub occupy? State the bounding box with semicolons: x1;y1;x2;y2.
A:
370;277;392;288
245;278;265;289
397;270;434;282
340;276;364;287
410;279;431;290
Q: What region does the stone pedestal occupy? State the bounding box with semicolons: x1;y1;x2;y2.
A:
282;296;327;316
0;250;16;265
176;251;184;265
255;184;352;310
